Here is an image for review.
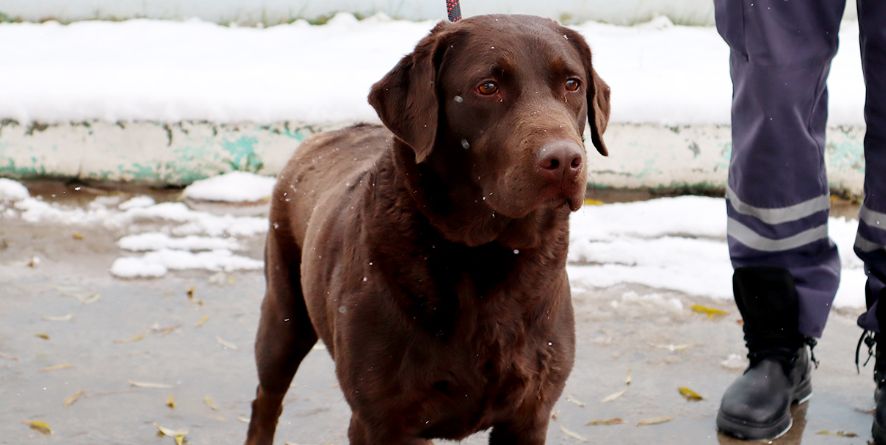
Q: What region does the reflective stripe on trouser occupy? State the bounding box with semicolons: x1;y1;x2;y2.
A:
854;0;886;332
715;0;846;338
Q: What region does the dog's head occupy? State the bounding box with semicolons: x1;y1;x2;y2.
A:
369;14;609;221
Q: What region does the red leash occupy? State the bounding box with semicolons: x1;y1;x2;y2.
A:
447;0;462;22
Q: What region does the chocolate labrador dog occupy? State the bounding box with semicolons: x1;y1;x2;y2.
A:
246;14;609;445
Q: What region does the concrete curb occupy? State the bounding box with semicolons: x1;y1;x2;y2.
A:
0;120;866;194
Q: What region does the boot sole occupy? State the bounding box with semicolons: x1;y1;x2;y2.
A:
716;377;812;440
874;417;886;445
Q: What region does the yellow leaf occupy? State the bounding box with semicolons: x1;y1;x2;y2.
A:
600;388;626;403
195;315;209;327
559;425;588;442
35;332;50;340
186;287;196;300
583;198;604;206
41;363;73;372
155;423;188;442
166;394;176;409
25;420;52;435
216;336;238;350
72;232;84;240
690;304;729;318
816;430;858;438
63;390;85;407
587;417;623;426
237;416;250;423
678;386;703;401
203;395;219;411
42;314;73;322
637;416;672;426
130;380;173;389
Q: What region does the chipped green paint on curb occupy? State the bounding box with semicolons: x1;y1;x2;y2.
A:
0;120;866;195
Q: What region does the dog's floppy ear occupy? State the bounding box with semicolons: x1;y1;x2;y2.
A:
562;27;610;156
368;22;452;164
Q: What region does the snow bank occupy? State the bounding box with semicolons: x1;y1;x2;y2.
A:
0;178;869;305
110;249;262;278
568;197;866;308
0;16;867;126
183;172;276;203
0;0;721;26
0;178;29;202
118;233;240;252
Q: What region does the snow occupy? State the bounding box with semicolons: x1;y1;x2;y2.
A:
567;196;867;308
0;178;30;202
0;0;723;26
0;178;869;305
183;172;276;203
0;15;867;126
118;233;240;252
110;249;262;279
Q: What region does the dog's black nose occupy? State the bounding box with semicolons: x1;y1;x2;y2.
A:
537;141;583;180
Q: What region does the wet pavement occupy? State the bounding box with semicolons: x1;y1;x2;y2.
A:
0;186;878;444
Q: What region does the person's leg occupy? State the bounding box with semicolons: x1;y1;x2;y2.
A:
853;1;886;443
713;0;845;440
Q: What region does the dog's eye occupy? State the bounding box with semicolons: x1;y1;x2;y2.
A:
565;78;581;92
476;81;499;96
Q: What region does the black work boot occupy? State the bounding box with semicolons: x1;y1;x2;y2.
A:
717;267;816;440
856;282;886;445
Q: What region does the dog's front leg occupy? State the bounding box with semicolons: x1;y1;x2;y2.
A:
489;417;549;445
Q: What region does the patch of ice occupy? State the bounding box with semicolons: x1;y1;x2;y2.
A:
0;178;29;202
110;249;262;278
118;233;239;252
183;172;276;203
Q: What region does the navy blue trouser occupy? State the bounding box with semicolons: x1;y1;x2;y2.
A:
714;0;886;338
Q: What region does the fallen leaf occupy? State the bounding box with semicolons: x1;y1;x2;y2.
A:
77;293;102;304
203;395;219;411
114;333;145;344
27;256;40;268
72;232;84;240
587;417;623;426
166;394;176;409
129;380;173;389
854;407;876;415
559;425;588;442
154;423;187;444
151;323;180;336
0;352;18;361
195;315;209;327
678;386;704;401
566;394;586;407
216;336;238;350
625;369;632;386
41;363;73;372
24;419;52;435
600;388;626;403
237;416;250;423
637;416;672;426
816;430;858;438
583;198;604;206
690;304;729;318
35;332;50;340
63;390;85;407
186;287;196;300
42;314;73;322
